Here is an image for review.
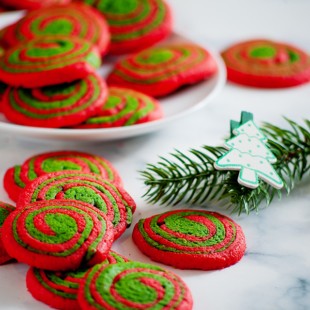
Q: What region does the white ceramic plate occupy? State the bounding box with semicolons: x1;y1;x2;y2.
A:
0;12;226;141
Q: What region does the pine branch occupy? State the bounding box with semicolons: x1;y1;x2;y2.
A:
141;118;310;214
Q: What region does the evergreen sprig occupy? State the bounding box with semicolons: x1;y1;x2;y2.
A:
141;118;310;214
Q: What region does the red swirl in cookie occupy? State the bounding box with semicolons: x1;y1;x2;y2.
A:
133;209;246;270
77;86;163;128
0;201;15;265
107;44;218;97
1;3;110;56
81;0;172;55
17;171;136;240
3;150;122;202
222;39;310;88
0;36;101;88
0;0;72;10
2;199;113;270
78;261;193;309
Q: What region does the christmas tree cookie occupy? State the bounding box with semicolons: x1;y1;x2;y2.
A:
77;87;164;128
0;36;101;88
78;261;193;309
107;44;217;97
1;3;110;56
222;39;310;88
133;209;246;270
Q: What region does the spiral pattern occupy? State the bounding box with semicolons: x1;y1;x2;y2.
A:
81;0;172;54
0;0;72;10
2;72;107;127
17;171;136;240
78;87;163;128
0;36;101;88
133;210;246;270
78;261;193;309
2;199;114;271
107;44;217;97
1;3;110;55
222;39;310;88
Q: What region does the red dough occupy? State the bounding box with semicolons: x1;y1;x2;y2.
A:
107;44;218;97
0;36;101;88
2;199;114;270
133;209;246;270
222;39;310;88
0;0;72;10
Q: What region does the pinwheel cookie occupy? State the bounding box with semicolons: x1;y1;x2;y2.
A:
3;150;122;202
26;251;129;310
133;209;246;270
2;199;114;270
80;0;172;55
1;3;110;56
0;201;15;265
17;171;136;240
222;39;310;88
78;261;193;310
107;44;218;97
0;0;72;10
77;87;163;128
0;36;101;88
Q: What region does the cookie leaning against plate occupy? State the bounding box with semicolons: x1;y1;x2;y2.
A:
26;251;129;310
222;39;310;88
0;0;72;10
77;86;164;128
1;3;110;56
3;150;123;203
0;36;101;88
0;201;15;265
80;0;172;55
17;171;136;240
133;209;246;270
78;261;193;310
2;72;107;128
107;44;218;97
2;199;114;271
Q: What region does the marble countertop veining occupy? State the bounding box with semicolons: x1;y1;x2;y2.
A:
0;1;310;309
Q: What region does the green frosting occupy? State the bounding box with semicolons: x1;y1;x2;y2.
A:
139;49;174;65
288;50;299;62
32;19;74;36
98;0;138;14
250;46;276;58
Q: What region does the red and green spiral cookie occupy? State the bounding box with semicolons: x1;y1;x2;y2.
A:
80;0;172;55
26;250;129;309
3;150;122;203
77;87;163;128
1;3;110;56
222;39;310;88
2;72;107;128
78;261;193;310
107;44;218;97
0;201;15;265
17;171;136;240
2;199;114;271
133;209;246;270
0;0;72;10
0;36;101;88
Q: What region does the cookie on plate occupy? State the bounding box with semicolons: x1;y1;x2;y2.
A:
77;87;163;128
17;171;136;240
2;72;107;128
0;201;15;265
2;199;114;270
221;39;310;88
107;44;218;97
0;36;101;88
79;0;172;55
133;209;246;270
1;3;110;56
0;0;72;10
78;261;193;310
26;250;129;310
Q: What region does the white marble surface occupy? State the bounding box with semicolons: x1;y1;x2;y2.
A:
0;1;310;309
